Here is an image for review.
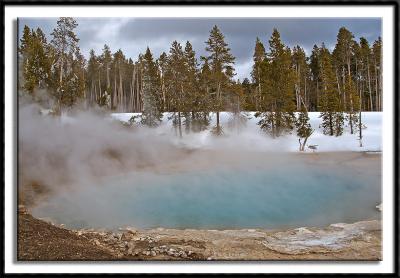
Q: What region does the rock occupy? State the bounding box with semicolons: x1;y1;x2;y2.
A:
122;232;135;241
295;227;313;234
125;227;137;235
93;239;101;246
150;251;157;256
127;243;136;255
118;245;125;250
247;229;256;232
18;205;27;214
207;257;212;261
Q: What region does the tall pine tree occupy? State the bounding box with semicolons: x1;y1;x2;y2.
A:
203;25;235;135
50;17;84;113
318;45;344;136
256;29;296;138
141;47;162;127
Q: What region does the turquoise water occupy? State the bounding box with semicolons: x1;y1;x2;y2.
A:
32;165;381;230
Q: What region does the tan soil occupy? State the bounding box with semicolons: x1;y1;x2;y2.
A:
18;210;381;261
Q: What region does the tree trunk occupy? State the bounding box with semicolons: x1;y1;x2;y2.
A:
130;66;136;112
178;111;182;138
367;58;373;111
335;70;342;109
106;63;110;89
359;87;363;147
136;69;140;112
113;71;117;109
379;65;382;111
118;63;123;112
304;76;308;110
342;67;346;109
216;111;220;132
316;80;319;110
216;82;221;132
349;113;353;134
374;57;379;111
257;67;261;111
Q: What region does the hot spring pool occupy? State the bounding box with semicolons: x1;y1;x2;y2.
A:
31;154;381;230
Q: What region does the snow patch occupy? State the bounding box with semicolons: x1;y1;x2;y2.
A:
110;112;382;152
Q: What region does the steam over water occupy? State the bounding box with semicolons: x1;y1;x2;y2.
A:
19;104;381;230
31;159;381;230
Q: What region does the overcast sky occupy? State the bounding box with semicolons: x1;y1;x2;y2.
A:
19;17;381;80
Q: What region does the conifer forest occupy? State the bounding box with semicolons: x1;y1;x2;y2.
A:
19;17;382;140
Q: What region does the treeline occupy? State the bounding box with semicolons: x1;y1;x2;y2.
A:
19;17;381;141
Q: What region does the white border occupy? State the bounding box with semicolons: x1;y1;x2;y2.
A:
4;5;395;274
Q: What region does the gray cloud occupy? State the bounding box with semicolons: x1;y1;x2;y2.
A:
19;17;381;80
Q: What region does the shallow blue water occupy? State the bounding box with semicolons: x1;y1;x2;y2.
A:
32;165;381;230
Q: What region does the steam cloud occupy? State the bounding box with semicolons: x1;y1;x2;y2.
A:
19;102;295;207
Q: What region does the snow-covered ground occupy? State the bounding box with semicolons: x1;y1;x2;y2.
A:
111;112;382;152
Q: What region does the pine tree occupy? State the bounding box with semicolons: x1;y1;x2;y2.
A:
332;27;356;110
256;29;296;138
64;48;86;108
111;49;127;111
296;106;314;151
141;47;162;127
19;26;51;97
203;25;235;135
157;52;168;111
86;49;101;106
181;41;196;133
309;45;321;111
251;37;265;110
164;41;186;137
359;37;374;111
197;60;213;130
50;17;83;113
344;77;359;134
292;45;310;111
318;45;344;136
372;37;382;111
101;44;113;108
241;78;254;111
228;79;248;132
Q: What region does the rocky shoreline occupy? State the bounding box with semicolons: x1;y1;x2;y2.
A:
18;208;381;261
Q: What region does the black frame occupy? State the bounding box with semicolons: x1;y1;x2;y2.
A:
2;0;399;276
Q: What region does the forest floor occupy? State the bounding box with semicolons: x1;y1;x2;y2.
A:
18;210;381;261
